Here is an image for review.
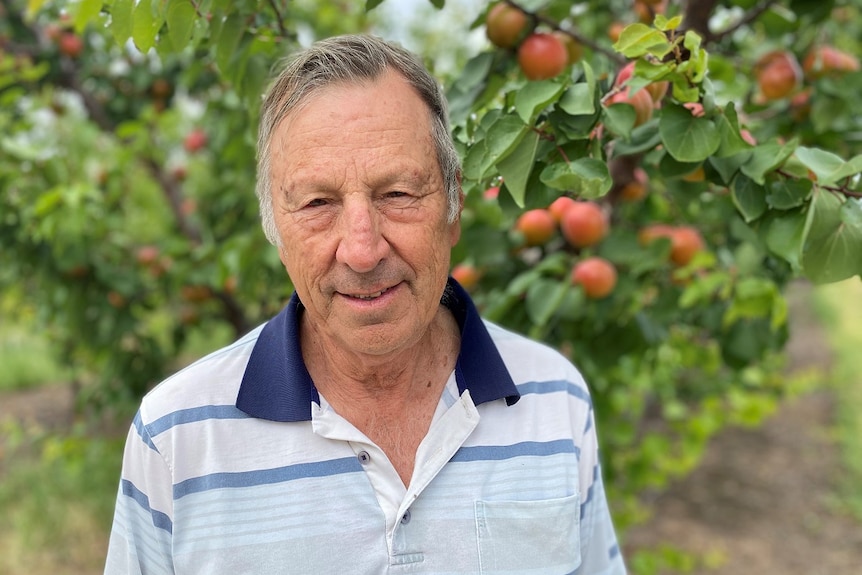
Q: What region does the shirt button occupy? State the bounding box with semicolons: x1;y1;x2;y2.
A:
357;450;371;464
400;509;411;525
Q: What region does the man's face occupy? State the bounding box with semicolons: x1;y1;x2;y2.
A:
269;71;461;358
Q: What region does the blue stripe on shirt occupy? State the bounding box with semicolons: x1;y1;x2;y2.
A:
121;479;173;534
517;380;593;406
173;456;363;499
149;405;249;437
451;439;579;463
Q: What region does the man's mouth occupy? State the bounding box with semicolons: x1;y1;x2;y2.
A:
345;286;392;300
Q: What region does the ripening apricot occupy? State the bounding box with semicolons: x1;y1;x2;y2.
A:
518;33;569;81
608;22;626;43
614;61;635;87
486;3;529;49
803;45;860;79
756;51;802;101
620;167;649;202
515;208;556;246
571;257;618;299
669;226;705;266
681;165;706;183
638;223;674;247
606;87;654;127
561;201;608;248
451;263;482;290
548;196;577;223
483;186;500;200
552;31;583;65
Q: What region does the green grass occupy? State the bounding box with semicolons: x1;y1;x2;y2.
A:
0;423;124;575
0;288;71;392
0;324;71;392
813;279;862;522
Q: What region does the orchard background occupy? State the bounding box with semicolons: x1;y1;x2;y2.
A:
1;0;862;572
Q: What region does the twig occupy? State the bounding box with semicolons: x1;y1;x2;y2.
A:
708;0;779;43
504;0;627;66
267;0;290;40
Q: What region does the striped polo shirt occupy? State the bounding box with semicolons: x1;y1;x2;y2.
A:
104;279;626;574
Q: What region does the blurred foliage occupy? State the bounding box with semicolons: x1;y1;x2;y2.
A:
0;419;124;574
814;280;862;523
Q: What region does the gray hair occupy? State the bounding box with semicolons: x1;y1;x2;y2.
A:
255;34;462;246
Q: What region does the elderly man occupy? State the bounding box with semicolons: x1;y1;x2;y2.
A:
105;34;626;574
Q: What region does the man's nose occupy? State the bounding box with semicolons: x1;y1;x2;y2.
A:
335;198;389;273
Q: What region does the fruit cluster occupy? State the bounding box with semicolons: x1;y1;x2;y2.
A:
455;175;708;299
485;3;582;80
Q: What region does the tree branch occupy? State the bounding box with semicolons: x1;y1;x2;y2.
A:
682;0;722;40
505;0;627;66
708;0;779;43
266;0;291;40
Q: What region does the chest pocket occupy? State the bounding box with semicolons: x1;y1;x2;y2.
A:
475;493;581;574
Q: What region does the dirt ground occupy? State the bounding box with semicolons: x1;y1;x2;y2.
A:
2;282;861;574
622;281;862;573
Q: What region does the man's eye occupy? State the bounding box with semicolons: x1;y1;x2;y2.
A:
386;191;409;198
305;198;328;208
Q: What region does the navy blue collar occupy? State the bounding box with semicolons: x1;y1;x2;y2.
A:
236;277;520;422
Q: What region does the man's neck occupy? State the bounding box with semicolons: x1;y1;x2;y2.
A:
301;305;460;407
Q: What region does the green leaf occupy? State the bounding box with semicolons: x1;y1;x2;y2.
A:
613;23;672;58
132;0;161;53
451;52;493;91
766;178;812;210
215;13;243;75
74;0;103;33
714;103;750;158
110;0;135;45
603;103;637;140
496;131;540;207
634;59;674;82
659;153;701;179
795;147;846;184
659;103;720;163
795;147;862;185
723;278;779;328
654;14;683;31
462;140;493;181
26;0;49;19
670;78;700;103
515;80;565;124
740;138;798;184
429;0;445;8
763;209;806;270
485;114;529;165
612;124;662;156
365;0;385;10
526;278;570;328
682;31;707;82
829;154;862;182
540;158;612;199
447;54;494;124
558;83;594;116
679;271;730;309
802;191;862;284
708;152;751;185
241;53;268;109
166;0;196;51
732;174;767;223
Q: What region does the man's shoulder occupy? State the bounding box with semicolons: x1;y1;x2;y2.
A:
481;319;588;389
138;323;266;424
